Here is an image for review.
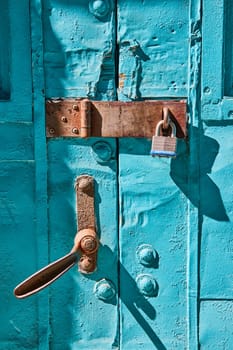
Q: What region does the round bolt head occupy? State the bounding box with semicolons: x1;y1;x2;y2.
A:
92;141;113;164
80;235;98;254
73;228;97;252
79;255;96;273
61;116;68;123
136;244;157;267
136;274;158;297
77;176;93;192
89;0;110;18
94;279;116;301
72;127;79;134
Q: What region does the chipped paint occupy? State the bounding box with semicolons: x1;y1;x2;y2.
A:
118;0;189;99
43;1;116;99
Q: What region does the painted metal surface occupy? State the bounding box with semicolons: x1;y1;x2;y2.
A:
1;0;233;349
202;0;233;120
47;138;119;349
0;1;39;348
200;126;233;298
200;301;233;349
118;0;189;99
0;162;39;348
0;1;32;120
119;139;187;349
42;0;116;99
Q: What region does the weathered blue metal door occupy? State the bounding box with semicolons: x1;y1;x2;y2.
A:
1;1;233;349
44;1;189;348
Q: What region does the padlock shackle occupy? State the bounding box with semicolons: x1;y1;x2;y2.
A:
155;120;176;137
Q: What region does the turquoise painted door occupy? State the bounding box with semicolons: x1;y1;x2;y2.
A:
0;1;39;348
1;1;233;349
44;1;189;348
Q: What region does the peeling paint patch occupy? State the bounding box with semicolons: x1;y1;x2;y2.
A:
118;0;189;98
200;301;233;349
43;1;116;98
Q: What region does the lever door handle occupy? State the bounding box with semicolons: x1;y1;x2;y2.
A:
14;228;98;298
14;252;78;298
14;175;98;299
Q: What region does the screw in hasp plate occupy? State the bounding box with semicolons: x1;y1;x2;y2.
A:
72;127;79;134
61;116;68;123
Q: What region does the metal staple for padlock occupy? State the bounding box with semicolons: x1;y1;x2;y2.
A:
150;113;177;158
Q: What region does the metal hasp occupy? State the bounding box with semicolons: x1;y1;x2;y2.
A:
46;99;187;139
14;175;98;298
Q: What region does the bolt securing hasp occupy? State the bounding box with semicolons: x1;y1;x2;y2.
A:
14;175;99;299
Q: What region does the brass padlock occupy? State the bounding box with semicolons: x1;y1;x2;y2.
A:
150;120;177;158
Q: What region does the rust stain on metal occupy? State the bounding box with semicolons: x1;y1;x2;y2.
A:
76;175;95;231
119;73;126;89
46;99;81;137
46;99;187;139
75;175;98;274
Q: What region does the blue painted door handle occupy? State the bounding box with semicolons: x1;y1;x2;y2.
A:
14;228;99;299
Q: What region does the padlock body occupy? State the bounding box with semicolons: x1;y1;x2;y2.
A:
151;135;177;157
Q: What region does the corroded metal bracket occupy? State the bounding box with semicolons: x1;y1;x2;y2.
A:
74;175;98;273
14;175;98;299
46;99;187;139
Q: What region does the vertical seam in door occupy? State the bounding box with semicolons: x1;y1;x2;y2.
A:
114;1;121;348
114;0;119;100
187;0;202;349
197;1;203;347
30;0;50;348
116;137;121;350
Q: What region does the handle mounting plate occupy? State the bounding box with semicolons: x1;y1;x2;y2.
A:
75;175;98;274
